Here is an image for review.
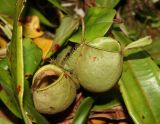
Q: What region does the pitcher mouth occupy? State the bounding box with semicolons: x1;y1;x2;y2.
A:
32;65;64;91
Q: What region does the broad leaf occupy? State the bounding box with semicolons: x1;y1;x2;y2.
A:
124;36;152;51
113;27;152;49
0;68;21;118
23;38;42;76
120;52;160;124
113;28;160;65
55;16;79;45
113;29;160;124
70;7;116;43
7;0;30;123
96;0;120;8
72;97;94;124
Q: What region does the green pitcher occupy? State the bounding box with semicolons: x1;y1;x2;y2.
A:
32;64;76;114
65;37;123;92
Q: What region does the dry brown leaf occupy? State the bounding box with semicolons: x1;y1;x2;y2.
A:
89;119;106;124
33;37;53;60
24;16;44;38
0;37;7;48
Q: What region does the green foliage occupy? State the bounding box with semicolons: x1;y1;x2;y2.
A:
55;16;80;45
23;38;42;76
145;37;160;65
124;36;152;51
70;7;116;43
120;54;160;124
113;30;160;124
72;97;94;124
92;89;121;111
7;0;31;123
0;0;16;16
0;68;22;118
0;0;160;124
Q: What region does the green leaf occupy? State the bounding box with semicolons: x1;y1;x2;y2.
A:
8;25;30;123
7;0;30;123
23;80;49;124
96;0;120;8
120;52;160;124
92;89;121;111
0;118;13;124
55;16;79;45
28;8;56;27
8;21;25;120
70;7;116;43
113;28;160;65
0;0;16;16
124;36;152;51
48;16;79;58
114;30;160;124
23;38;42;76
55;17;79;45
72;97;94;124
145;37;160;65
92;98;120;112
0;68;21;118
112;27;132;47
